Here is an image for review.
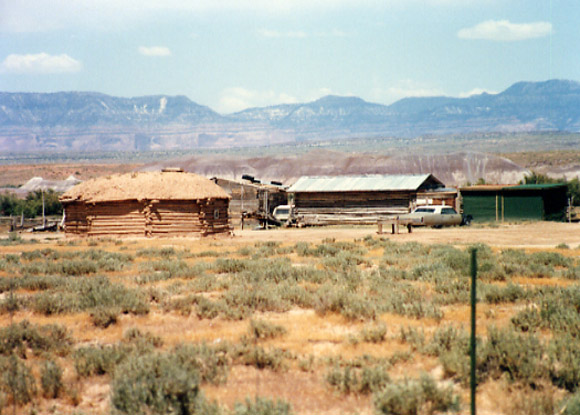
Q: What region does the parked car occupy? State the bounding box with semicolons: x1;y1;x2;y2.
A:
399;205;471;228
272;205;295;225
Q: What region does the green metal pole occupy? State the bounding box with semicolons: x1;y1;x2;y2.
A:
470;248;477;415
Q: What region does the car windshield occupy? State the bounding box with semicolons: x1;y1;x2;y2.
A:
442;208;457;214
414;208;435;213
275;209;289;215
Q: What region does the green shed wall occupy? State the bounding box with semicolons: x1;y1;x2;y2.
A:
503;194;543;220
461;185;568;222
462;193;498;222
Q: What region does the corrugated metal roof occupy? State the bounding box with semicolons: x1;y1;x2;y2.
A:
287;174;435;192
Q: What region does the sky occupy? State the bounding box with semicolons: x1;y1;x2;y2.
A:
0;0;578;114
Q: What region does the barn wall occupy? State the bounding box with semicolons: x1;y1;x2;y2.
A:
294;191;414;225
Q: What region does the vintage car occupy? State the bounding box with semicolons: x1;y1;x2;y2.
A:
399;205;470;228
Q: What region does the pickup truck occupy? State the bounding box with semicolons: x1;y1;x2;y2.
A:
398;205;471;228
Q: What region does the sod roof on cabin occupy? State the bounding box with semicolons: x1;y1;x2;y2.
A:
60;171;230;203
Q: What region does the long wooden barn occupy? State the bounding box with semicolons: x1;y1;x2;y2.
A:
287;174;450;225
60;170;232;237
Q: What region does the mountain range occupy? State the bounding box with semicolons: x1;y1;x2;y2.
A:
1;79;579;152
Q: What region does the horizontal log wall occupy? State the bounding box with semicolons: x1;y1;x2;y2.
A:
294;191;414;225
64;199;231;237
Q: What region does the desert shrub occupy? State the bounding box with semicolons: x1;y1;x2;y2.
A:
162;294;199;316
190;272;225;292
171;343;229;385
196;297;227;319
299;241;367;258
506;386;559;415
0;320;72;357
232;343;288;371
136;246;182;259
496;249;533;278
326;365;390;394
214;258;252;274
234;397;292;415
4;254;20;264
0;232;27;246
123;328;164;350
528;288;580;337
376;266;409;281
511;307;543;332
409;262;456;282
373;373;460;415
110;352;219;415
429;245;470;276
0;292;26;314
440;326;548;387
481;327;547;386
548;334;580;391
483;282;528;304
399;326;426;352
563;266;580;280
359;322;387;343
562;391;580;415
9;274;64;292
0;355;37;406
40;360;63;399
433;278;470;305
32;276;149;316
142;259;203;279
224;282;290;318
29;259;99;276
249;319;287;340
439;346;471;384
322;250;368;270
314;284;376;321
74;344;131;377
193;250;222;258
362;234;390;248
252;241;293;258
31;291;74;315
374;281;443;321
276;283;316;309
425;325;469;357
90;306;121;328
530;251;572;268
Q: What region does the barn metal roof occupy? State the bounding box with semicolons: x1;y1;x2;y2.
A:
287;174;441;193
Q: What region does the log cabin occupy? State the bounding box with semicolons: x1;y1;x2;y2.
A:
60;169;231;237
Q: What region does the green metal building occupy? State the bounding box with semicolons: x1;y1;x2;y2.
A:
460;184;568;222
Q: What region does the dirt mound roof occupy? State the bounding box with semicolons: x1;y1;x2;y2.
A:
60;171;230;203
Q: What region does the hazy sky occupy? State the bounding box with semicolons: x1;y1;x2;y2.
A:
0;0;576;113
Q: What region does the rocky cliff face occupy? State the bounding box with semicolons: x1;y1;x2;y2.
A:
1;79;580;152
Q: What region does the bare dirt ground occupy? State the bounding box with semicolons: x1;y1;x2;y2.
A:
21;221;580;249
232;221;580;250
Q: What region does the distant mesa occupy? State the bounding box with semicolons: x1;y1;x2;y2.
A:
1;79;580;152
